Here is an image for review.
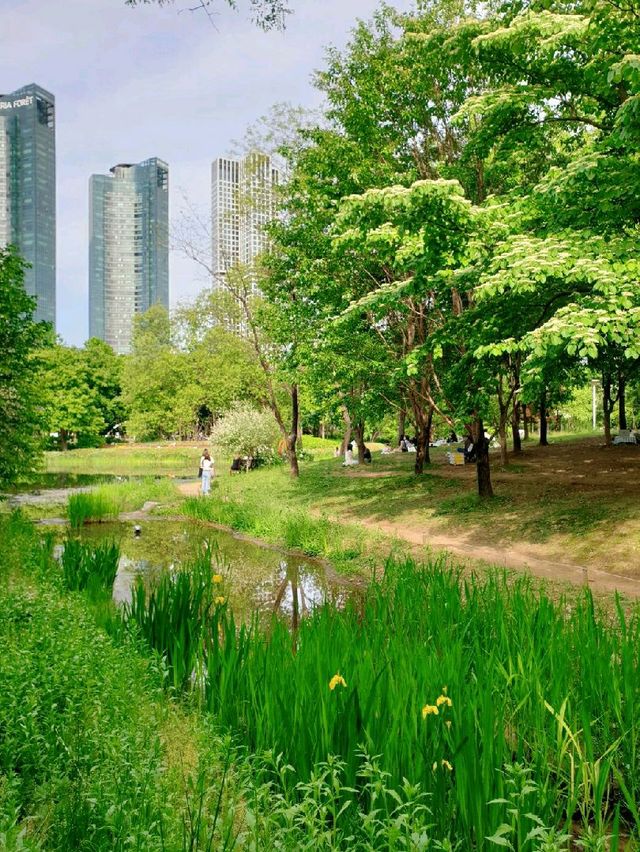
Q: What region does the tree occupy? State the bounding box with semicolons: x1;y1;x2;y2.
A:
121;305;189;440
125;0;291;31
38;344;107;450
83;338;126;435
210;401;279;460
0;248;48;484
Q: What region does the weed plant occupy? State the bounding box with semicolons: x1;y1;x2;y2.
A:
196;559;640;848
61;537;120;593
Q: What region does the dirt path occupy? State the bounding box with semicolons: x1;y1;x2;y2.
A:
350;515;640;598
176;481;201;497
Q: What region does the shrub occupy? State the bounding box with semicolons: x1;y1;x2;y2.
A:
211;402;279;461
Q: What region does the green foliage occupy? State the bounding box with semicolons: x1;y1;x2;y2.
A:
0;247;48;487
210;401;280;460
123;545;221;691
0;516;175;850
157;557;640;846
121;303;264;440
61;538;120;592
67;490;120;527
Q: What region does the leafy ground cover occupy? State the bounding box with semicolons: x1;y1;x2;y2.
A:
0;514;234;851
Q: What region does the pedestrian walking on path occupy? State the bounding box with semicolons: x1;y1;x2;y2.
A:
199;449;214;495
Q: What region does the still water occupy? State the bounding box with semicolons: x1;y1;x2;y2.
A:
77;520;350;626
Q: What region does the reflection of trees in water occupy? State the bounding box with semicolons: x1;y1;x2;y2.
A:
272;560;346;631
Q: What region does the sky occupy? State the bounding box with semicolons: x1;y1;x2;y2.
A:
1;0;415;346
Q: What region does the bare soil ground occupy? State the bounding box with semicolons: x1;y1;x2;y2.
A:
347;438;640;593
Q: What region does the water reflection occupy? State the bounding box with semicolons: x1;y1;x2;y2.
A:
78;521;349;625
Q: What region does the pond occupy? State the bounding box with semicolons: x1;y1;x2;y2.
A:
77;520;351;626
3;473;124;507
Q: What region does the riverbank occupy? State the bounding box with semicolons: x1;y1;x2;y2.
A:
41;434;640;585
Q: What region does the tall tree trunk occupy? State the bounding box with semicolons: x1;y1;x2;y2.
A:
497;376;509;466
498;421;508;467
60;428;68;452
414;407;433;475
473;417;493;498
340;405;352;456
285;385;300;477
523;406;530;441
539;389;549;446
320;422;325;440
354;421;366;465
602;375;613;446
397;409;406;447
619;373;627;430
512;400;522;454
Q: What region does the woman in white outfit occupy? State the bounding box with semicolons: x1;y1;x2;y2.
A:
200;449;214;495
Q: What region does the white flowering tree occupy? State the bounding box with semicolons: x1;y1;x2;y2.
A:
210;402;280;461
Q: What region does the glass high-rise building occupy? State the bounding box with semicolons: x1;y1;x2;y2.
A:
211;152;279;290
0;83;56;326
89;158;169;355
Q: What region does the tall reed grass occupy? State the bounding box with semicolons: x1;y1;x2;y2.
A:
122;544;223;691
61;537;120;593
182;496;363;568
193;559;640;848
67;491;119;527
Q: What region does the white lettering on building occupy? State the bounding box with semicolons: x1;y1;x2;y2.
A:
0;95;35;111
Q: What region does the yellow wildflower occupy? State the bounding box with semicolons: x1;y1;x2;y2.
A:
213;574;223;584
432;761;438;772
329;674;347;691
445;720;452;729
436;694;452;708
214;596;226;605
441;759;453;772
422;704;439;719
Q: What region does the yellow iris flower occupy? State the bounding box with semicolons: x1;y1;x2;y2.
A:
329;674;347;690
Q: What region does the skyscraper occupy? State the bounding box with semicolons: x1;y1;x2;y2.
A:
211;152;279;292
89;158;169;355
0;83;56;326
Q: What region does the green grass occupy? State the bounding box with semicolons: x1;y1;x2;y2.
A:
123;544;222;692
65;478;179;527
67;490;120;527
46;444;205;477
61;537;120;592
201;559;640;848
181;494;372;573
0;513;240;851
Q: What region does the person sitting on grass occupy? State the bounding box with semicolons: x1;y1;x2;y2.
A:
363;446;372;464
